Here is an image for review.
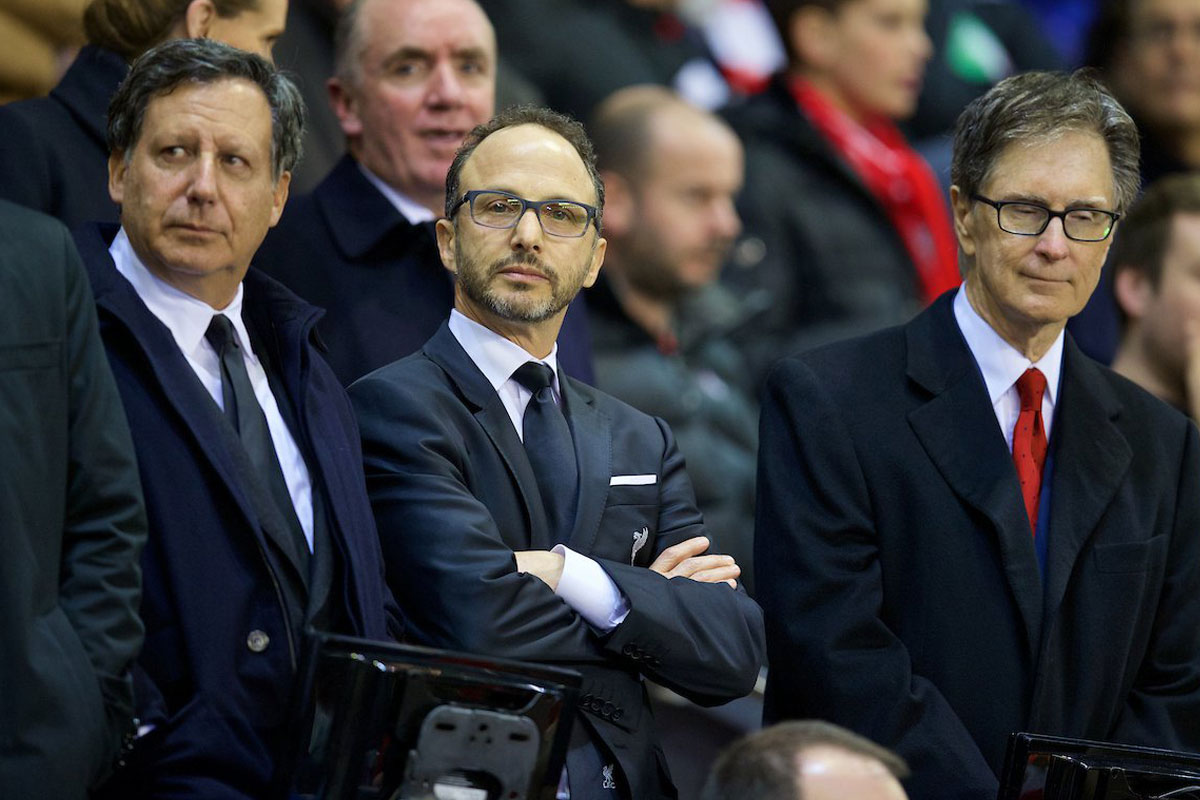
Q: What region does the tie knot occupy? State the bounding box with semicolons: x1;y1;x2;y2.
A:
205;314;240;356
1015;368;1047;411
513;361;555;394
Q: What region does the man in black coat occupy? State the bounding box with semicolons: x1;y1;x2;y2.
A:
756;70;1200;800
350;107;764;800
79;39;400;798
257;0;594;386
0;199;146;800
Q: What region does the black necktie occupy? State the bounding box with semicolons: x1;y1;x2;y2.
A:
512;361;578;545
205;314;310;565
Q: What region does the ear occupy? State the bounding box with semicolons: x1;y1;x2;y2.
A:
268;171;291;227
582;235;606;290
950;185;977;259
436;218;458;275
790;6;837;71
327;76;363;139
1113;265;1154;322
183;0;217;38
108;152;128;206
600;171;634;237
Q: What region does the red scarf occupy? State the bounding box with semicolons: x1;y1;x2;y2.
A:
790;77;960;304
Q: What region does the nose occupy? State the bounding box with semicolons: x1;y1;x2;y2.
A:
712;196;742;240
185;156;217;204
1034;215;1071;260
509;207;544;252
426;60;465;107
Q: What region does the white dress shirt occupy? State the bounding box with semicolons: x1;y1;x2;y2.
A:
448;310;630;631
110;228;315;551
953;285;1063;450
358;163;438;225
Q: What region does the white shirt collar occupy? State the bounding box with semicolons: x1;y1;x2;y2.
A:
448;308;560;393
953;283;1063;407
357;162;438;225
109;227;253;358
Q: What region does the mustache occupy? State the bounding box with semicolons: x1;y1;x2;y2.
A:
490;253;555;278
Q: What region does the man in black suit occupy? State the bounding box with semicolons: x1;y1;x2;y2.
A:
0;200;146;800
756;69;1200;800
350;106;765;800
257;0;593;385
76;39;399;798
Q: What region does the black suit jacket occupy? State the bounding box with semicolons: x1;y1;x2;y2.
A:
0;45;124;228
756;292;1200;800
76;223;401;798
349;322;765;799
0;203;145;799
256;155;595;385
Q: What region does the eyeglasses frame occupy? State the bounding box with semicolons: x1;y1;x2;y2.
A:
450;189;599;238
971;194;1121;242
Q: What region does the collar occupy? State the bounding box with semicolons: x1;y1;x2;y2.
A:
357;163;437;225
109;227;254;359
448;309;560;394
953;283;1063;406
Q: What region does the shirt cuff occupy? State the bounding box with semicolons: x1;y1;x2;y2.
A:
552;544;630;631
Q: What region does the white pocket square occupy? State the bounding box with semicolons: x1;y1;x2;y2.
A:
610;474;657;486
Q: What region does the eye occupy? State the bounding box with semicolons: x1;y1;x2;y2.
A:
1066;209;1101;224
161;145;187;160
1006;204;1044;218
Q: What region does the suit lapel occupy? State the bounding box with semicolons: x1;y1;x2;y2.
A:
1042;339;1130;627
424;323;552;548
905;296;1043;659
562;378;612;556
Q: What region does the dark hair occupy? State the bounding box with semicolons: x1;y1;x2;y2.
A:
952;70;1140;218
1085;0;1131;75
84;0;260;61
700;720;909;800
107;37;305;180
1109;174;1200;310
444;105;604;232
764;0;850;66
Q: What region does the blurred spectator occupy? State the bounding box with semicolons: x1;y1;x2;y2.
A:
588;85;758;593
0;0;87;102
721;0;959;383
257;0;593;386
700;720;910;800
0;0;286;228
1111;173;1200;418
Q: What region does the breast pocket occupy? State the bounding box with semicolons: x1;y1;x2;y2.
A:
0;341;64;468
599;484;660;566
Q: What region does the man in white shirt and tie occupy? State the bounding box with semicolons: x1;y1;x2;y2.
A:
74;38;400;799
349;105;765;800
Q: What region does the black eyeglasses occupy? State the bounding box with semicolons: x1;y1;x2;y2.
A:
972;194;1120;242
451;189;598;238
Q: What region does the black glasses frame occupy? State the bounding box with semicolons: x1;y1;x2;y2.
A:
971;194;1120;242
451;189;599;238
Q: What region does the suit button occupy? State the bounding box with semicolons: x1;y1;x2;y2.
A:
611;708;623;722
621;644;635;656
601;702;615;718
591;698;604;712
246;630;270;653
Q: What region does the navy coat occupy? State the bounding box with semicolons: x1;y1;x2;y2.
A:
76;223;400;799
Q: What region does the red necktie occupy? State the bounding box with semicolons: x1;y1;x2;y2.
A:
1012;368;1048;535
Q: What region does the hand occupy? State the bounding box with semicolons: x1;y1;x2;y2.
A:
514;550;565;591
649;536;739;589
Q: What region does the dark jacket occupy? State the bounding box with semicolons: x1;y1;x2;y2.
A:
0;45;125;227
757;291;1200;799
721;76;923;383
350;322;766;800
76;223;400;799
0;202;145;799
257;155;595;385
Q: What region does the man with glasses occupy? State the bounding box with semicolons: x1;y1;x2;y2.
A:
756;70;1200;800
349;106;765;800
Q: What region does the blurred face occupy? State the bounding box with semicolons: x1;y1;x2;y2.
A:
207;0;288;62
797;747;909;800
616;112;743;298
108;79;290;309
1112;0;1200;133
801;0;931;120
436;124;606;330
953;131;1116;353
1133;213;1200;380
334;0;496;211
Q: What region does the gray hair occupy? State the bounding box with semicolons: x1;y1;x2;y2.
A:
952;70;1140;214
332;0;368;85
107;37;305;180
444;105;605;233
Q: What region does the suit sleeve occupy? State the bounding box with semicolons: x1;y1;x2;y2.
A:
56;225;148;762
755;358;998;800
1111;418;1200;749
351;372;611;663
591;416;764;705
